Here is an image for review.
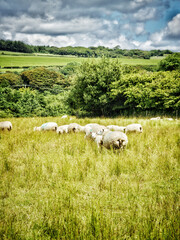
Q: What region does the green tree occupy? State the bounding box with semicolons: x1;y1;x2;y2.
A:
21;67;65;91
0;73;23;87
158;54;180;71
68;58;123;116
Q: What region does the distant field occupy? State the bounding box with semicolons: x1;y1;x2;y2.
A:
0;51;162;72
0;55;86;68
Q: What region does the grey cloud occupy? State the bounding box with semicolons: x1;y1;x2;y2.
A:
0;0;179;51
165;13;180;39
0;0;169;19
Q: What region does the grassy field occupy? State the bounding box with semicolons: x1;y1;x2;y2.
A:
0;116;179;239
0;51;162;72
0;55;85;68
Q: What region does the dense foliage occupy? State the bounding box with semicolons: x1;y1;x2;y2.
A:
68;58;180;117
0;67;70;117
21;67;67;91
0;55;179;118
158;53;180;71
0;87;69;117
0;72;23;87
0;39;173;59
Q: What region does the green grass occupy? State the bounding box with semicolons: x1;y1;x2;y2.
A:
0;117;179;239
0;51;162;72
0;55;86;68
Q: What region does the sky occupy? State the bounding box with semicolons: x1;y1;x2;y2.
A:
0;0;180;51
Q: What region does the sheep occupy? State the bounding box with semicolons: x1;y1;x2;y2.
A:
61;115;68;119
0;121;12;131
150;117;161;120
67;123;82;133
102;130;128;150
56;125;69;134
83;123;99;134
34;122;58;131
91;132;103;148
107;125;126;132
163;117;173;121
125;123;143;133
84;123;107;139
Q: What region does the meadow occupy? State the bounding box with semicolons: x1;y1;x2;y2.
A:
0;51;162;73
0;116;179;239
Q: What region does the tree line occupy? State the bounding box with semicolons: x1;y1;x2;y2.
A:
0;54;180;118
0;39;173;59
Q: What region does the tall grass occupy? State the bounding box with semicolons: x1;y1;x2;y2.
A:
0;117;179;239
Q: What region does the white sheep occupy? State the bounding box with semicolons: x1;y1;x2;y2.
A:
163;117;173;121
61;115;68;119
67;123;81;133
91;132;103;148
125;124;143;133
150;117;161;120
34;122;58;131
83;123;99;134
84;124;107;139
107;125;126;132
0;121;12;131
56;125;69;134
102;130;128;150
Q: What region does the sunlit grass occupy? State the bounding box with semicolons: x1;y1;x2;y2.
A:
0;117;179;239
0;54;161;69
0;55;86;68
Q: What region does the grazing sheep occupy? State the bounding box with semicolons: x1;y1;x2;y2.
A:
91;132;103;148
125;124;143;133
102;130;128;150
67;123;81;133
84;124;107;139
34;122;58;131
150;117;161;120
83;123;99;134
79;126;86;132
0;121;12;131
56;125;69;134
163;117;173;121
107;125;126;132
61;115;68;119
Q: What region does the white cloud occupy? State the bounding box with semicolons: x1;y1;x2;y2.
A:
0;0;179;51
15;33;76;47
135;23;145;35
166;13;180;38
149;13;180;47
133;7;157;21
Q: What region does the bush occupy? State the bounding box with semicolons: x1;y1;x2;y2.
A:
67;58;123;116
0;73;23;87
158;54;180;71
68;58;180;117
21;67;65;91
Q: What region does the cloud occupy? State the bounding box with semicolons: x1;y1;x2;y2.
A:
166;13;180;38
0;0;179;51
137;13;180;51
133;7;157;21
21;17;103;35
150;13;180;42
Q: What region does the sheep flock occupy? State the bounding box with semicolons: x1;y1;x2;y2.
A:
0;116;176;151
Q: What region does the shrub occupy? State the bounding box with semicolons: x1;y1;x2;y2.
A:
67;58;123;116
21;67;65;91
0;73;23;87
158;54;180;71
